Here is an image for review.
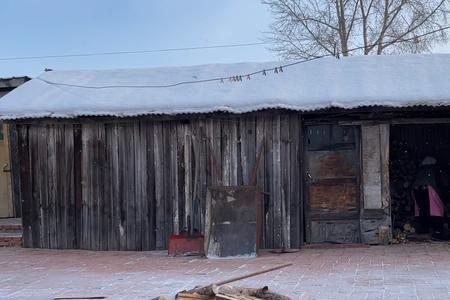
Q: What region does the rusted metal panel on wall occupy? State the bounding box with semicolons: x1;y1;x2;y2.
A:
310;220;360;243
309;182;358;215
308;150;356;179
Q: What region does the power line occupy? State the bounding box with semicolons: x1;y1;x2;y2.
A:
0;42;268;61
38;57;322;88
37;25;450;89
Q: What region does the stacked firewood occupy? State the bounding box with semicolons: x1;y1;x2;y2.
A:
390;140;418;230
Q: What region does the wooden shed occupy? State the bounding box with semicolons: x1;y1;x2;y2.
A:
1;54;450;250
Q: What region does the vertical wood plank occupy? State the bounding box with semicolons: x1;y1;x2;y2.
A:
183;124;192;232
47;126;57;248
137;121;149;250
163;122;173;245
55;125;65;248
230;119;239;186
73;125;83;249
169;122;179;234
240;118;249;185
154;122;165;249
133;121;143;249
29;126;41;248
246;116;256;186
109;123;120;250
91;124;100;250
255;114;266;247
264;115;274;248
361;125;383;209
213;119;222;185
38;125;49;248
125;123;136;250
380;124;390;210
199;121;208;232
146;121;156;249
280;114;290;249
64;124;75;249
97;124;107;250
117;124;128;250
222;119;231;186
289;114;301;248
273;114;282;248
17;125;33;247
176;122;186;233
53;125;63;248
81;124;92;249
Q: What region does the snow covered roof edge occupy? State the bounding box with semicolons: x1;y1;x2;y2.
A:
1;54;450;120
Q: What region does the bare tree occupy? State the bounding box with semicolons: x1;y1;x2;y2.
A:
262;0;450;59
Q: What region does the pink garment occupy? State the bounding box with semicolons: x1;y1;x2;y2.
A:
413;185;444;217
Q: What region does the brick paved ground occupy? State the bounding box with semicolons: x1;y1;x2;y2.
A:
2;243;450;300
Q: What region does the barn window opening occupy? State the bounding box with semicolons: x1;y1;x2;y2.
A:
390;123;450;242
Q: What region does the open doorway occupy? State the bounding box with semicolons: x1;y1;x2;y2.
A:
390;123;450;242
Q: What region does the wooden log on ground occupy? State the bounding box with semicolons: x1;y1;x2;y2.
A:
177;263;293;298
215;286;292;300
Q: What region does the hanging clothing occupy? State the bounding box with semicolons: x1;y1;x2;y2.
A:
412;165;439;192
413;185;444;217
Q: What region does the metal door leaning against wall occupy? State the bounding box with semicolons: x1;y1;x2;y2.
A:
304;124;361;243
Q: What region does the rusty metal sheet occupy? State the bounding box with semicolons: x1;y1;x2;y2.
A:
309;182;358;214
306;125;356;151
310;220;360;243
205;186;261;258
308;150;356;179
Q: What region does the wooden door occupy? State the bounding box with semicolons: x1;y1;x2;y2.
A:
305;124;361;243
0;123;13;217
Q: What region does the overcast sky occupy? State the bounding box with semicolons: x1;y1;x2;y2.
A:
1;0;449;78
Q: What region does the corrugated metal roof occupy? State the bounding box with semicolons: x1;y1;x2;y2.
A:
0;54;449;120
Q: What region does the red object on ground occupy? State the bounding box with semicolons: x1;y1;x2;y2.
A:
168;233;204;256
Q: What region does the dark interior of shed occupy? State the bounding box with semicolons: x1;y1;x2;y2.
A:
390;123;450;242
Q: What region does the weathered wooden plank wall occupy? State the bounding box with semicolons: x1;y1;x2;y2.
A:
16;111;303;250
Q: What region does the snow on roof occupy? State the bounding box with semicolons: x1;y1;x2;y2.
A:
1;54;450;120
